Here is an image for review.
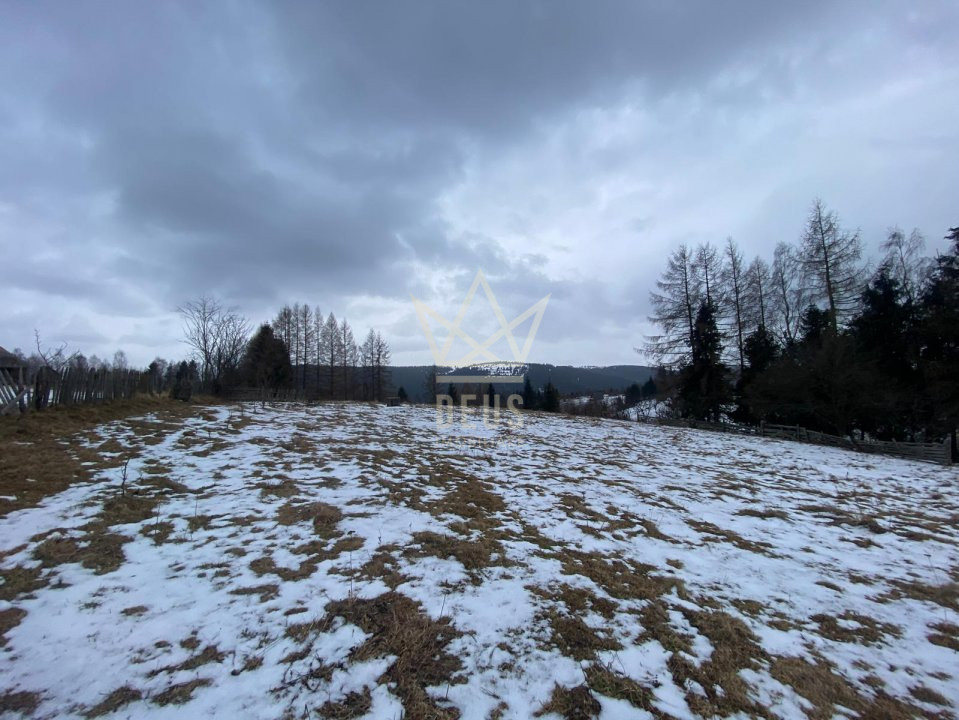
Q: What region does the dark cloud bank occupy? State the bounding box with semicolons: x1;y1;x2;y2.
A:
1;1;957;365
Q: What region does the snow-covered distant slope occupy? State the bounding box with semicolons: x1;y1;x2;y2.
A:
1;404;957;719
441;361;528;377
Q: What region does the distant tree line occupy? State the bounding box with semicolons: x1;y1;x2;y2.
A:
646;199;958;454
11;297;395;404
172;297;393;401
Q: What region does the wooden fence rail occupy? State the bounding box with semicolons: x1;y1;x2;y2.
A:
650;418;952;466
0;367;148;415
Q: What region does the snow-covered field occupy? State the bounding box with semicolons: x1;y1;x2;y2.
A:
1;403;957;719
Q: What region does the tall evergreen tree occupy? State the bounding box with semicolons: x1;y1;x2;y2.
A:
243;324;292;394
917;228;959;455
647;243;699;366
521;376;539;410
678;300;728;422
542;381;560;412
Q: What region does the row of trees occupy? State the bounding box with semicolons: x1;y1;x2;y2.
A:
646;199;958;451
9;333;134;379
175;297;393;401
268;303;392;401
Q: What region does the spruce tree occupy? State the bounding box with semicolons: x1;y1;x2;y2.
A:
678;300;728;422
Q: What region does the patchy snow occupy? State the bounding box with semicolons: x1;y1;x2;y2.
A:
0;403;957;719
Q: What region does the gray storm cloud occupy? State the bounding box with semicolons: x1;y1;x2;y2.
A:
1;1;957;365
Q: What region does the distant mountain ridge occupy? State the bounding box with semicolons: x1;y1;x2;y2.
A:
390;363;655;402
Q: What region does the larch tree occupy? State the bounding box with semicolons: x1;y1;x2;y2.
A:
361;329;376;401
745;257;771;330
339;318;357;399
770;242;806;344
647;243;699;366
880;227;930;305
694;241;724;308
372;331;391;401
799;199;864;330
298;303;314;390
291;302;302;384
321;312;340;399
720;237;747;371
313;305;323;391
271;305;294;357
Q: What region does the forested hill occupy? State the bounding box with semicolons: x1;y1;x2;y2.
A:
390;363;655;402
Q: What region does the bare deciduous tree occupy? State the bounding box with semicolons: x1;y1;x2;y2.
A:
320;312;340;399
880;227;931;303
799;199;864;329
771;242;805;344
178;296;251;392
338;318;357;399
694;241;724;308
744;257;771;330
721;237;747;370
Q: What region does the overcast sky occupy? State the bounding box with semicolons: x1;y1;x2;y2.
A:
1;2;957;367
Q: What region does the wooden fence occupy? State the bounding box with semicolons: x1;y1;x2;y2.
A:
0;366;148;415
650;418;952;466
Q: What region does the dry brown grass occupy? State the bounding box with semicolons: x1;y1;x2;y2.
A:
735;507;789;520
256;477;301;499
557;549;685;601
686;519;778;556
809;610;901;645
317;688;373;719
0;689;41;715
0;606;26;647
247;535;365;583
877;579;959;612
275;500;343;538
229;583;280;602
149;644;225;676
405;530;505;577
531;583;617;620
582;665;662;717
927;621;959;651
542;609;620;661
423;467;506;533
671;607;771;718
324;592;463;719
770;655;931;720
797;504;887;534
151;678;212;706
534;684;600;719
910;684;951;707
0;565;46;601
354;545;407;589
636;599;693;654
83;685;142;718
0;396;200;517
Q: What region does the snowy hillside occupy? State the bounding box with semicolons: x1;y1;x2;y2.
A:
1;404;957;719
442;362;528;377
